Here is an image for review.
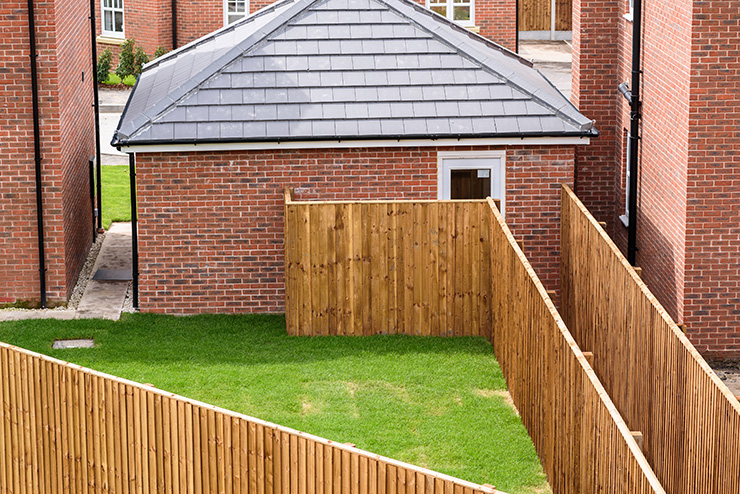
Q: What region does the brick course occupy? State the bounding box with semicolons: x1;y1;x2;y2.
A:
135;145;574;314
0;0;95;305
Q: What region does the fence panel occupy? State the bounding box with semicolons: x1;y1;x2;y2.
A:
560;184;740;494
0;341;500;494
486;197;663;494
518;0;572;31
285;189;494;337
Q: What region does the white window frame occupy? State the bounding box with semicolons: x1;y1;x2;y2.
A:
437;150;506;215
101;0;125;38
224;0;249;26
624;0;634;21
620;132;632;227
426;0;475;27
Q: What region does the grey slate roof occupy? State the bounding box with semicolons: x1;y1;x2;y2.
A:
113;0;597;146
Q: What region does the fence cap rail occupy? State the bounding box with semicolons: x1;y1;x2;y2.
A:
283;187;500;207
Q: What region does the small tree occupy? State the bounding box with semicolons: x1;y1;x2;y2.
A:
133;46;150;77
154;46;168;59
97;48;113;83
115;39;137;80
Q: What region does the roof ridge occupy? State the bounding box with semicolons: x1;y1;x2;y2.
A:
374;0;593;132
115;0;321;144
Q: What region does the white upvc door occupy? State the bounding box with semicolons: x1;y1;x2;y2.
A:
437;151;506;216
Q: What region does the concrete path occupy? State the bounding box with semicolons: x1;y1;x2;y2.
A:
518;40;572;100
0;222;132;322
76;222;132;320
99;88;131;163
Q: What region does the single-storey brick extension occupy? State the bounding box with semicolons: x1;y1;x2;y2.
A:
114;0;595;314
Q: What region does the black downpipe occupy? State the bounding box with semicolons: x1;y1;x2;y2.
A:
515;0;519;52
172;0;177;49
89;0;103;232
129;153;139;310
89;157;96;242
627;0;642;265
27;0;46;308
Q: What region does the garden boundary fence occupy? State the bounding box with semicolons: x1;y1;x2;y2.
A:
284;191;664;493
284;189;497;337
485;197;663;493
0;340;499;494
560;184;740;494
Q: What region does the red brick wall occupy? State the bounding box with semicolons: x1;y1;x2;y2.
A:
684;0;740;359
0;0;94;304
96;0;172;66
135;145;574;314
570;0;619;231
573;0;740;358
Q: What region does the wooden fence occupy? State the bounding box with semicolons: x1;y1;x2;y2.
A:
485;198;663;493
560;184;740;494
284;189;496;337
519;0;571;32
0;340;500;494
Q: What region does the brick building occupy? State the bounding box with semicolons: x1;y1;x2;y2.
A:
0;0;96;306
573;0;740;359
113;0;594;314
95;0;517;63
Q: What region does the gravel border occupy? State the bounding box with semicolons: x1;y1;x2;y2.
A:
67;232;107;309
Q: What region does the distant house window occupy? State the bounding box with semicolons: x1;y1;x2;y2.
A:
620;130;632;227
224;0;248;25
427;0;474;26
102;0;124;37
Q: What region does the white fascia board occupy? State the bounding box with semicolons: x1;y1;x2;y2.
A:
120;136;590;153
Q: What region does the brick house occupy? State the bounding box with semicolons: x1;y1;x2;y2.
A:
573;0;740;359
0;0;97;306
113;0;595;314
94;0;518;64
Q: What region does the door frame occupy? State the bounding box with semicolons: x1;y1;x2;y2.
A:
437;150;507;214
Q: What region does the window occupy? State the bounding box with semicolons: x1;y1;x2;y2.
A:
428;0;474;26
102;0;124;38
224;0;248;25
620;131;632;227
625;0;634;21
438;151;506;215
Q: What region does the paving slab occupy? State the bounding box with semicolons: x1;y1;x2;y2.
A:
0;310;78;322
76;222;132;321
101;113;126;157
519;41;572;99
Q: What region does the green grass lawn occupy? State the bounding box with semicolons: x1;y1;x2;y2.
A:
0;314;548;493
101;165;131;229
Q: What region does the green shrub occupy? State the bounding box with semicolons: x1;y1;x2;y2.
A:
133;46;150;76
115;39;137;80
97;48;113;82
154;46;168;59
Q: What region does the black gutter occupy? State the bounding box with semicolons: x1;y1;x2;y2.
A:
515;0;519;53
27;0;46;308
129;153;139;310
171;0;177;49
89;0;103;232
626;0;642;265
89;157;96;241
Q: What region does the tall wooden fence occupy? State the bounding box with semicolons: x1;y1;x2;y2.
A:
0;341;499;494
560;184;740;494
284;189;496;337
485;198;663;493
519;0;571;31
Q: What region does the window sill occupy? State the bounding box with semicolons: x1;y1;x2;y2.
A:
623;12;633;22
619;214;629;227
97;35;125;45
465;25;480;34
